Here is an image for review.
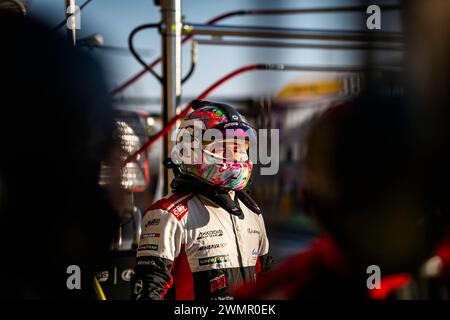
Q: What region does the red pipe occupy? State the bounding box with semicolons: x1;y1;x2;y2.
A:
124;64;259;164
111;11;246;96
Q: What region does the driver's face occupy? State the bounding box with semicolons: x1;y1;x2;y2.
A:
203;139;249;163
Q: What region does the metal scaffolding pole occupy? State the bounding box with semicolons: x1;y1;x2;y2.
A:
196;39;404;51
230;5;401;16
160;0;182;195
256;64;403;73
183;24;403;43
65;0;77;46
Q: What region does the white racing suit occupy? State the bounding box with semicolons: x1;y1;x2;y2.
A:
131;175;272;300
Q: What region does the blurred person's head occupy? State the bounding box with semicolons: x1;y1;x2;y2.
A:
404;1;450;236
301;91;448;274
0;14;118;298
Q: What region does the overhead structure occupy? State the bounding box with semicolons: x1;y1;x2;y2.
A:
151;2;403;194
196;39;404;51
182;24;403;43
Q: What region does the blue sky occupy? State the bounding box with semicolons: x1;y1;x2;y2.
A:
27;0;401;112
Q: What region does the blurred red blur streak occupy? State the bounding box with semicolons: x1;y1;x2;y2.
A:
368;274;411;300
123;64;259;165
111;11;246;96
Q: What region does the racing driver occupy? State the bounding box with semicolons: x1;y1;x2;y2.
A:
131;100;272;300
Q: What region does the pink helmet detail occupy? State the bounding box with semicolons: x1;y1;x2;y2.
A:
174;100;255;190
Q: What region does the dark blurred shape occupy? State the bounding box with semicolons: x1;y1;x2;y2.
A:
401;0;450;299
235;88;450;299
0;0;26;17
0;14;118;299
234;0;450;300
302;91;448;272
404;0;450;248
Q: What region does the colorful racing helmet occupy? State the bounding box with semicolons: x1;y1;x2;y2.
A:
172;100;256;190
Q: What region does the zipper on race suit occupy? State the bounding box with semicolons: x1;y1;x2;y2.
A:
229;197;247;282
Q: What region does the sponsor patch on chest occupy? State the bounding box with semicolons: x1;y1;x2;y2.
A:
199;255;228;266
196;229;224;240
198;243;227;253
172;203;188;219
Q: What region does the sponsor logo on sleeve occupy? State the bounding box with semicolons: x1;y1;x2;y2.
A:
199;255;228;266
137;260;156;266
144;218;161;228
140;232;160;239
137;244;159;251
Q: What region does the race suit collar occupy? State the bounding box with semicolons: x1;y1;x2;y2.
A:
170;173;261;216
